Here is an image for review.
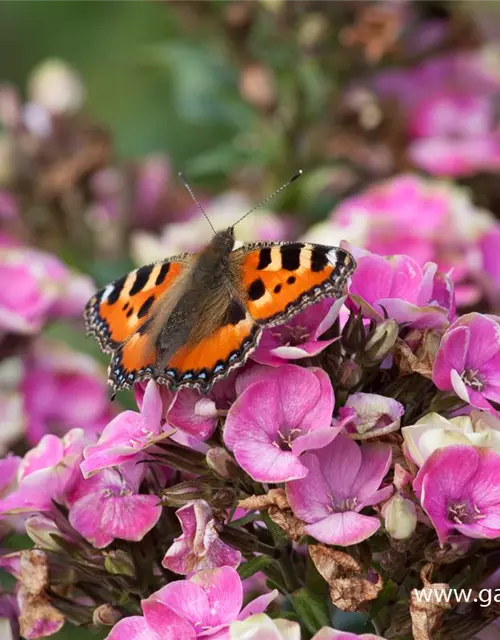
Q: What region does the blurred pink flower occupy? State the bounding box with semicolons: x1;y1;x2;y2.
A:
162;499;241;575
67;463;161;548
348;248;451;329
81;380;173;478
414;445;500;544
252;297;345;367
224;365;339;483
433;313;500;415
286;435;392;546
0;429;86;515
408;95;500;177
303;175;489;307
22;341;112;445
106;567;277;640
0;246;94;335
479;225;500;304
0;592;18;640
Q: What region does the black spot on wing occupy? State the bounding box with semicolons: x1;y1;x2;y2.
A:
248;278;266;301
311;248;330;272
155;262;170;285
107;275;127;305
274;284;282;293
287;275;296;285
224;300;246;325
281;244;302;270
126;308;133;318
130;265;153;296
257;248;272;270
138;295;155;319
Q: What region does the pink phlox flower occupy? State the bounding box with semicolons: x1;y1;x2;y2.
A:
433;313;500;416
22;340;112;445
0;246;93;335
66;462;161;548
81;381;174;478
252;297;345;366
286;435;392;546
105;566;277;640
0;429;87;514
414;445;500;545
162;499;241;575
224;364;340;483
346;245;451;329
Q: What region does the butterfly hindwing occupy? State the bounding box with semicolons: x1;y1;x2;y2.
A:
233;242;356;325
84;256;188;354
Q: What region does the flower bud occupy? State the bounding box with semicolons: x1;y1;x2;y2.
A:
104;550;135;577
206;447;237;479
337;359;363;389
161;481;213;507
382;493;417;540
25;515;65;552
362;319;399;365
93;604;123;627
341;311;366;355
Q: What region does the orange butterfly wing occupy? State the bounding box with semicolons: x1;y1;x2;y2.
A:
84;257;191;390
236;242;355;324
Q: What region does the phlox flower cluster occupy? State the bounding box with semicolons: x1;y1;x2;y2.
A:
2;236;500;640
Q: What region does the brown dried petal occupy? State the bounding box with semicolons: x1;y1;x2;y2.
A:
20;550;49;597
329;575;383;612
19;592;65;639
309;544;362;582
395;330;440;380
238;488;289;511
268;506;305;542
410;564;453;640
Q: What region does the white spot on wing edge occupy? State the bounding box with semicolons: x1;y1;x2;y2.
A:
327;248;338;265
100;284;115;302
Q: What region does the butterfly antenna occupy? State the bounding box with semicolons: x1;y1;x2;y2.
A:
178;172;216;234
232;170;303;228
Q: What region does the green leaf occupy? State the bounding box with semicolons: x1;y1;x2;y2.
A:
291;587;330;634
238;555;277;580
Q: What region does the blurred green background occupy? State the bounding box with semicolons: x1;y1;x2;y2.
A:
0;1;261;186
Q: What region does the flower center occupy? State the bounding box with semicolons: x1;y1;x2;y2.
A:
461;369;484;391
272;324;310;346
447;501;483;525
326;494;358;513
273;427;302;451
101;486;133;499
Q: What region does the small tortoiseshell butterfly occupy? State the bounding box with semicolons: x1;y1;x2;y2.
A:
84;175;356;393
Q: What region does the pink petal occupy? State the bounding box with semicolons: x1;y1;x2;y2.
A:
147;580;210;628
464;314;500;370
233;440;308;483
106;616;158;640
286;454;331;523
141;380;164;426
291;426;342;457
471;449;500;508
433;325;470;390
191;567;243;627
314;435;362;501
304;512;381;546
238;590;278;620
69;493;161;548
18;434;64;480
376;298;448;329
168;390;218;441
141;597;196;639
350;443;392;505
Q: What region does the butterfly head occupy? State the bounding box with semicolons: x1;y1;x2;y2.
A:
210;227;236;255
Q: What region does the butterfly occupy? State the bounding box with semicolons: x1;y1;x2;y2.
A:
85;230;355;394
84;174;356;394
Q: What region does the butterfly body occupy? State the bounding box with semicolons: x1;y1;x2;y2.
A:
85;228;355;393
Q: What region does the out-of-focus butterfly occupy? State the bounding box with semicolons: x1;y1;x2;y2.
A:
84;172;356;393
